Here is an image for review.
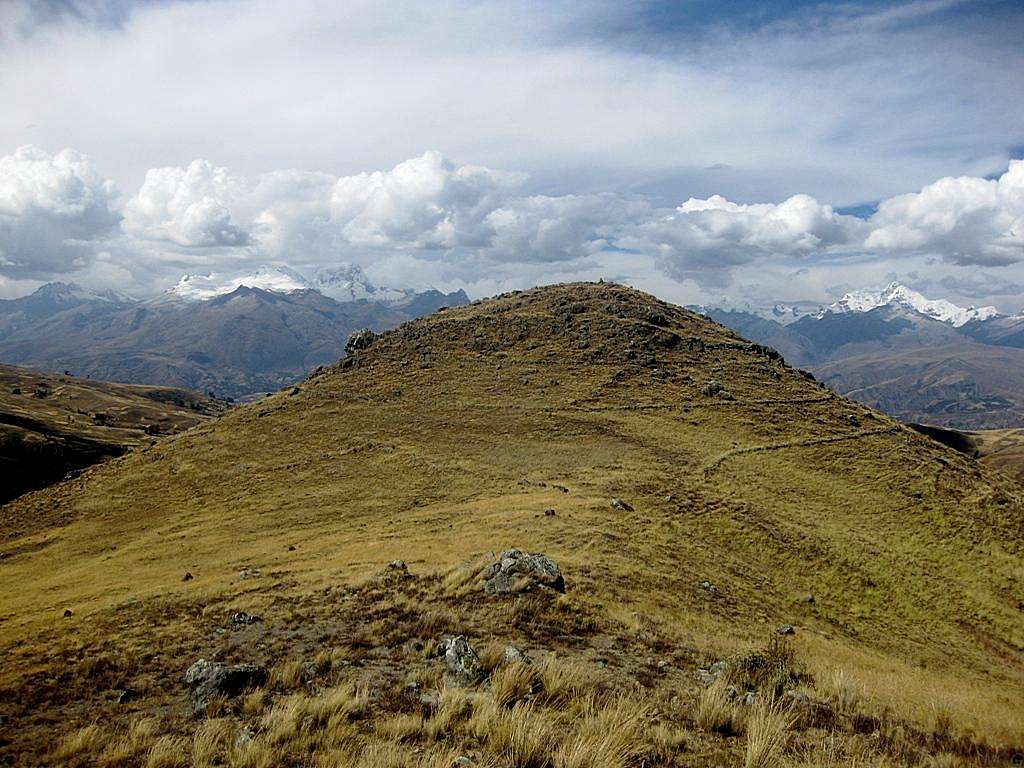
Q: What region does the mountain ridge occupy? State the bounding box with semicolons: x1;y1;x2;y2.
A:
1;281;1020;765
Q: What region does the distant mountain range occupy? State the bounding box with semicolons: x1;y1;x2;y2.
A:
697;282;1024;428
0;266;468;400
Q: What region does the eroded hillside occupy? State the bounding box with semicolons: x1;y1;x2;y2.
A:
0;283;1021;767
0;364;227;504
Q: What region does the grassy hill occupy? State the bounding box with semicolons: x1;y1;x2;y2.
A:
0;364;227;504
0;283;1021;768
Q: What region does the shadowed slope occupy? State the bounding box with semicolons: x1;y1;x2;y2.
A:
1;282;1021;761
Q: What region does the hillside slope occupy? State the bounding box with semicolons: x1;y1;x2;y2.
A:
0;364;227;504
0;284;469;399
0;283;1021;767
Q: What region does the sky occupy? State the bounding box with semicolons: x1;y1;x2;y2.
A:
0;0;1022;311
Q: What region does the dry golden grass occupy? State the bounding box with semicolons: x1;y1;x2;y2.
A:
3;282;1023;765
553;694;649;768
491;660;542;706
744;696;796;768
695;678;736;733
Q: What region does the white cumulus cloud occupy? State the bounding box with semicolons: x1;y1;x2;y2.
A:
866;159;1024;266
620;193;867;284
0;145;120;277
122;159;250;247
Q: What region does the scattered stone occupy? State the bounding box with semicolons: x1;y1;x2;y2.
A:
238;568;261;580
611;498;634;512
62;609;73;618
345;328;377;356
845;414;860;427
803;594;815;604
552;484;569;493
230;611;262;626
776;624;796;636
289;386;301;396
481;549;565;595
287;545;296;552
441;636;483;685
699;580;718;593
718;389;735;400
543;508;556;517
184;659;267;713
503;646;532;665
701;379;724;396
182;572;193;582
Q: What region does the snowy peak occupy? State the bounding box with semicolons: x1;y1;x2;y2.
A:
310;265;410;303
821;282;1001;327
168;266;312;301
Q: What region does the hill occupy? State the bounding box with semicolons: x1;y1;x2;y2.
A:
0;283;1021;767
0;365;227;504
702;304;1024;428
0;283;468;400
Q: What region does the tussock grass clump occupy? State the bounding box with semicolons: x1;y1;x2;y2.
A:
51;724;107;763
144;735;188;768
469;699;557;768
491;660;542;707
744;696;796;768
553;694;649;768
696;678;737;734
538;657;601;706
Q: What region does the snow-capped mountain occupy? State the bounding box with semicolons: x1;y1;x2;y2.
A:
169;266;311;300
309;265;410;303
167;264;417;304
819;282;1001;327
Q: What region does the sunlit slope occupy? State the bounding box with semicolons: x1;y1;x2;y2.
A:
1;282;1021;715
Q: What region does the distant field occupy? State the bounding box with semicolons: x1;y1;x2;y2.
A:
972;427;1024;483
0;364;227;504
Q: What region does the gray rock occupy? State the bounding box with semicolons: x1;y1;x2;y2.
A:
442;636;483;685
482;550;565;595
776;624;796;636
345;328;377;356
702;380;724;396
610;498;634;512
184;659;267;713
503;645;532;664
230;611;261;626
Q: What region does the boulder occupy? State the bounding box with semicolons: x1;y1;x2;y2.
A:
610;498;634;512
776;624;796;636
503;645;532;664
481;549;565;595
442;636;483;685
184;659;267;713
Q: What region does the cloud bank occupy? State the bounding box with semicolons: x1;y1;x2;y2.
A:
2;144;1024;305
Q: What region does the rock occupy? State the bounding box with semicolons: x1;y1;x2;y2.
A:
503;646;531;664
695;669;716;686
238;568;260;580
184;659;267;713
345;328;377;356
776;624;796;636
701;380;724;396
442;636;483;685
718;389;735;400
803;594;815;604
543;508;556;517
699;580;718;593
230;611;262;626
182;572;194;582
62;608;73;618
287;545;296;552
388;559;408;572
611;498;634;512
481;549;565;595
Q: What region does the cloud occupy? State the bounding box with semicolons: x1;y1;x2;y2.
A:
0;145;120;278
122;159;249;247
865;159;1024;265
619;193;868;284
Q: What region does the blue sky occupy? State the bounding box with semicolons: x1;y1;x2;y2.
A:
0;0;1022;308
